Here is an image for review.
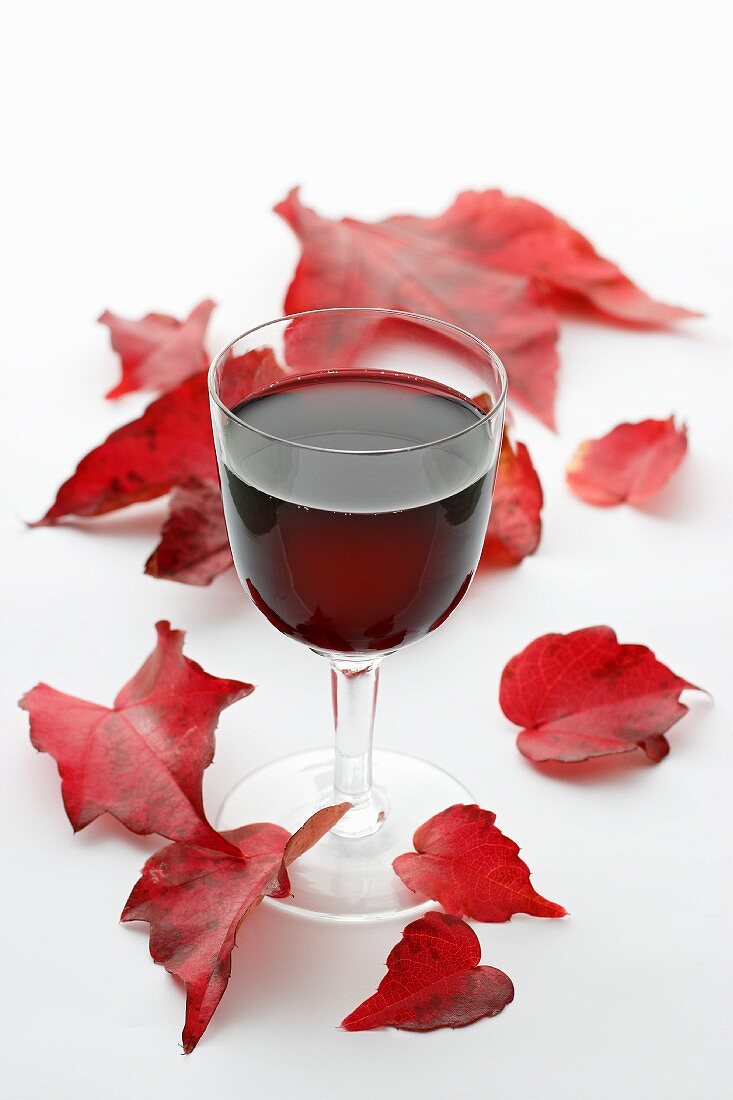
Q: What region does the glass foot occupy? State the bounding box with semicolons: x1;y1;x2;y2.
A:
216;748;474;922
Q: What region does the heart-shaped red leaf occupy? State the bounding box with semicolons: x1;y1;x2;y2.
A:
122;803;350;1052
341;911;514;1032
34;348;280;525
101;299;216;399
390;189;699;326
275;189;560;428
566;417;688;506
19;621;252;852
145;478;233;586
481;430;543;566
393;804;565;921
500;625;702;763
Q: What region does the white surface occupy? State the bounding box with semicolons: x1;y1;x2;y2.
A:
1;2;731;1097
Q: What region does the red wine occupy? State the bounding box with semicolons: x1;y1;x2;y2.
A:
218;370;498;655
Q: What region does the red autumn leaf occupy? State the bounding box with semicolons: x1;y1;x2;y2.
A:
217;346;288;408
101;299;216;399
35;371;215;524
566;417;688;506
34;348;281;525
481;430;543;566
145;478;233;586
275;188;560;428
122;803;350;1053
19;621;252;853
390;189;699;326
340;911;514;1032
393;804;565;922
500;625;701;763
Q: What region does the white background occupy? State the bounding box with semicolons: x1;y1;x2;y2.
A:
2;2;732;1097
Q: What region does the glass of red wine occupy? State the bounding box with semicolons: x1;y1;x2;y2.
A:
209;308;506;920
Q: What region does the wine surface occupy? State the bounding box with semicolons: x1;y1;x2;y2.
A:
218;370;498;654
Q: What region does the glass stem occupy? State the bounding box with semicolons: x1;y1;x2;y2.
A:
329;656;389;838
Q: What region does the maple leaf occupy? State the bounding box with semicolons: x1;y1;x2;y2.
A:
275;188;560;428
340;911;514;1032
122;804;350;1052
19;621;252;853
33;348;281;525
145;478;233;586
390;189;699;326
101;299;216;399
500;625;702;763
482;429;543;566
393;804;565;922
566;417;688;506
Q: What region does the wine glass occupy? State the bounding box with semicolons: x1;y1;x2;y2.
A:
209;308;506;921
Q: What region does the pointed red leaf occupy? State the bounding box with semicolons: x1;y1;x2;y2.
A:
481;430;543;566
341;912;514;1032
145;478;233;586
390;189;699;326
35;371;215;523
102;299;216;399
19;621;252;852
500;625;702;763
269;801;354;898
34;348;281;525
566;417;688;506
393;804;565;922
122;803;350;1052
217;345;287;408
275;189;560;428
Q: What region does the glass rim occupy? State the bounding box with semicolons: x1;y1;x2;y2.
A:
208;307;508;456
